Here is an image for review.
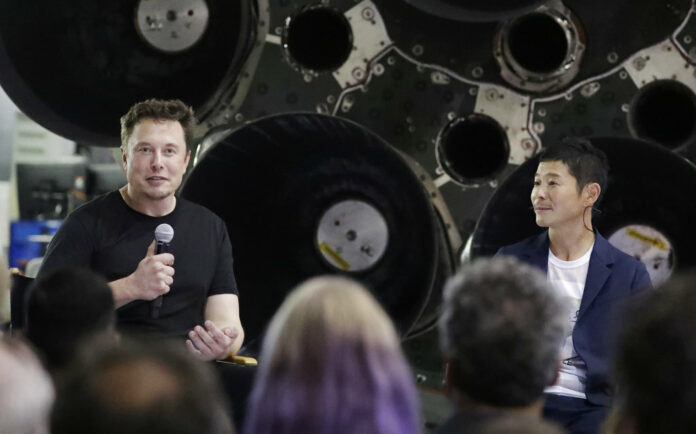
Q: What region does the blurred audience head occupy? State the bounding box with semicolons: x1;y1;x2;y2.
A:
610;274;696;434
244;275;420;434
51;337;234;434
25;267;116;371
439;256;566;409
0;337;54;434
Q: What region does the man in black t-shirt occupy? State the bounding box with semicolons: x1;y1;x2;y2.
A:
39;99;244;361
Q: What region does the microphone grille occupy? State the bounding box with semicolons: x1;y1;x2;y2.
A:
154;223;174;243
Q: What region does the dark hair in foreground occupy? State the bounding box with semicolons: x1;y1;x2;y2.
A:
539;136;609;205
439;257;566;407
51;337;235;434
612;274;696;434
25;267;115;371
244;276;420;434
120;98;196;149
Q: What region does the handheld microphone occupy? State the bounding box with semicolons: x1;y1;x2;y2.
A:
151;223;174;319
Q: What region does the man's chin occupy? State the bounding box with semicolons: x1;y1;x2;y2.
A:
144;190;174;201
535;218;551;228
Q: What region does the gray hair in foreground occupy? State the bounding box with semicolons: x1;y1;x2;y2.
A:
439;256;567;406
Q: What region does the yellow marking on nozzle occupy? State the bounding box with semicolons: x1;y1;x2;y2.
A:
319;242;351;270
626;228;668;250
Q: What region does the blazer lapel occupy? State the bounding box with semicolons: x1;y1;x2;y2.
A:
521;231;550;274
578;232;614;321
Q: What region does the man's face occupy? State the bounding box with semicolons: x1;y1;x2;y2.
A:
531;160;588;229
121;118;190;202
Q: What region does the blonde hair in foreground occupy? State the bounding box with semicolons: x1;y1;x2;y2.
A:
263;276;400;365
244;275;421;434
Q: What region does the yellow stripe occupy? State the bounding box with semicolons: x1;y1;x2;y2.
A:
319;242;351;270
626;228;668;250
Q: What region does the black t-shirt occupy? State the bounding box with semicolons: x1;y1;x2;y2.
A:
39;190;238;338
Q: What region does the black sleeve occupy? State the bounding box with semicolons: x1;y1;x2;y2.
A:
207;220;238;297
37;215;94;278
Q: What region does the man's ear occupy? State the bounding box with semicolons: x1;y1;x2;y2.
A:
183;149;191;174
584;182;601;206
120;146;128;174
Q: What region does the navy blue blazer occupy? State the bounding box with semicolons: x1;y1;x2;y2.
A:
497;231;652;406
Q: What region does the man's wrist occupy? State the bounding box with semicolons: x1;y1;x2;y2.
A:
110;275;135;308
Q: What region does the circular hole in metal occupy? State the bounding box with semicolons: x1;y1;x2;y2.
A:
507;12;569;74
166;10;177;21
608;224;674;288
283;6;353;72
316;199;389;273
437;114;510;183
628;79;696;150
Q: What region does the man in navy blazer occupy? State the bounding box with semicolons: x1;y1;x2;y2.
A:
497;137;652;434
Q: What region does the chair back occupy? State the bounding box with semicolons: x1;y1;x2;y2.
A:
10;270;34;334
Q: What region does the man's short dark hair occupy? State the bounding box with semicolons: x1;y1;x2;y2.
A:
539;137;609;205
439;257;566;407
25;267;115;371
51;337;234;434
120;99;196;149
614;274;696;434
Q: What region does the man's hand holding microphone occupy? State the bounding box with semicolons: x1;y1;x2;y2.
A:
109;224;174;309
108;223;239;361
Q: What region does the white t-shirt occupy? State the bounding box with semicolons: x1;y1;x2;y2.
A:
544;243;594;399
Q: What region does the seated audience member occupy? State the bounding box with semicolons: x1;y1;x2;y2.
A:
25;267;116;372
0;337;55;434
51;337;235;434
437;257;567;434
244;276;421;434
606;274;696;434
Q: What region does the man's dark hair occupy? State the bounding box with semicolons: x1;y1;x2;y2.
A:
120;98;196;149
439;257;566;407
51;337;235;434
25;267;115;371
614;274;696;434
539;136;609;205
